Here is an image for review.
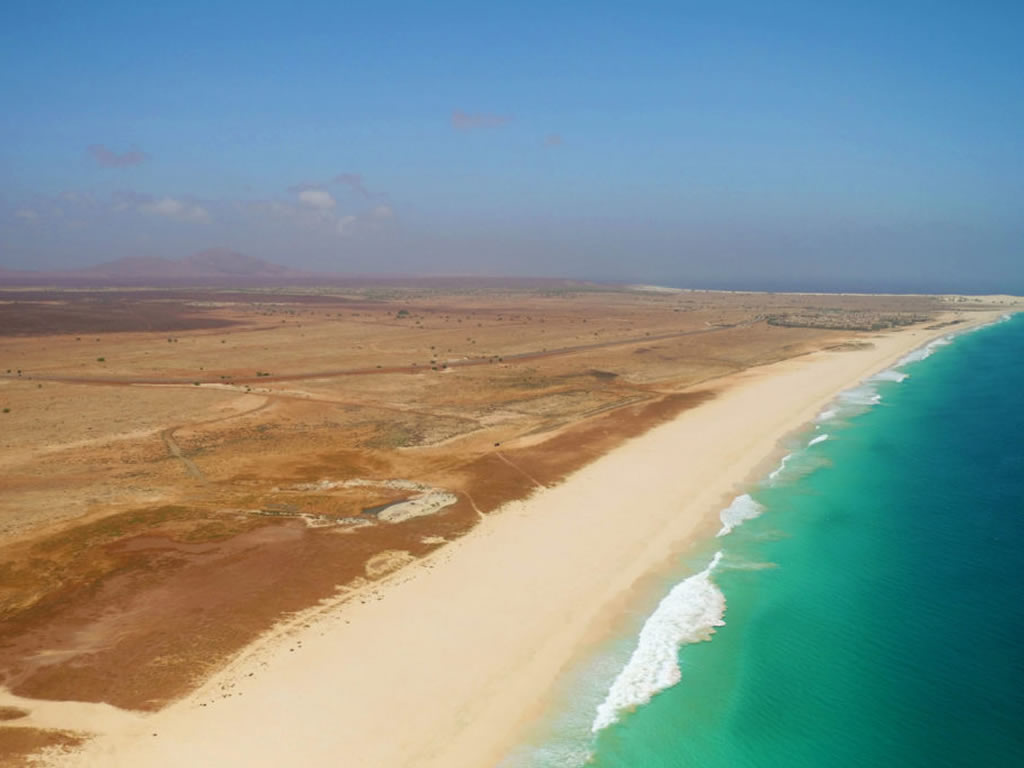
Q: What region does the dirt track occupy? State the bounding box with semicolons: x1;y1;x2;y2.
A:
0;322;748;387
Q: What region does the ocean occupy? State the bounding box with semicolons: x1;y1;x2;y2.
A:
502;313;1024;768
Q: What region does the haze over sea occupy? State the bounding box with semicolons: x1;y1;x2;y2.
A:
504;313;1024;768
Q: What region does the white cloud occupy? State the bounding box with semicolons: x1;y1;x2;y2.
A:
335;205;398;237
333;172;370;197
248;200;298;218
14;208;39;221
337;215;358;236
299;188;336;210
139;197;210;221
245;190;396;238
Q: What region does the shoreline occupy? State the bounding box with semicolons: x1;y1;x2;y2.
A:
37;311;1008;767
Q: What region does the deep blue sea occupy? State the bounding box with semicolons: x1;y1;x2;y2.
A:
503;313;1024;768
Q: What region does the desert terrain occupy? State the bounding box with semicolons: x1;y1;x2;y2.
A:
0;281;1014;764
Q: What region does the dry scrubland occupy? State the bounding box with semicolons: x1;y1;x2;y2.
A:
0;282;1011;762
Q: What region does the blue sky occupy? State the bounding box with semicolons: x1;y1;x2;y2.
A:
2;1;1022;291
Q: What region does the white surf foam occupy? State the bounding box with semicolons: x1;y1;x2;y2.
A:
890;314;1015;379
973;313;1014;332
871;369;908;383
592;552;725;732
767;454;793;484
717;494;765;536
819;331;963;425
838;384;882;407
816;406;839;422
895;335;952;367
807;433;829;447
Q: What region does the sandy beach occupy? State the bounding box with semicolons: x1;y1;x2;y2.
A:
22;312;1003;767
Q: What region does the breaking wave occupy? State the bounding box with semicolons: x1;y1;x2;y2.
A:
839;384;883;407
895;335;953;367
580;321;1019;747
717;494;765;536
871;369;909;383
816;406;839;422
592;552;725;732
818;320;1006;425
768;453;793;484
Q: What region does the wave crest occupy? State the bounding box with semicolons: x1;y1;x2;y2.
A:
871;369;908;383
717;494;765;536
895;335;952;367
592;552;725;732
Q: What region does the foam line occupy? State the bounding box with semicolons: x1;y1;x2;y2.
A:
592;552;725;732
717;494;766;536
767;454;793;484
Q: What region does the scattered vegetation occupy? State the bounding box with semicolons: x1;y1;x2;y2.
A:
765;311;930;332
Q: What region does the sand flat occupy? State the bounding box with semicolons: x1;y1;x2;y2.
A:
45;313;1005;767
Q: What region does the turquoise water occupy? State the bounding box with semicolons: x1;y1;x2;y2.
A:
505;314;1024;768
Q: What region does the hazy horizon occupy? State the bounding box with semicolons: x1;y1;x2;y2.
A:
3;2;1022;294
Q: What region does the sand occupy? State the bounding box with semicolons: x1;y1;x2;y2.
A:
35;313;1006;767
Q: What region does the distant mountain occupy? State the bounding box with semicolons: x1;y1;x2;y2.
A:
0;268;34;282
0;250;608;291
182;249;300;277
0;249;315;286
76;249;312;282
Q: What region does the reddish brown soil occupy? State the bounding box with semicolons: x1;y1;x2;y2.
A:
0;300;237;336
0;727;84;767
458;392;714;512
0;389;711;712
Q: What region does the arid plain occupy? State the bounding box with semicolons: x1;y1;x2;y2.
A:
0;282;1014;763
